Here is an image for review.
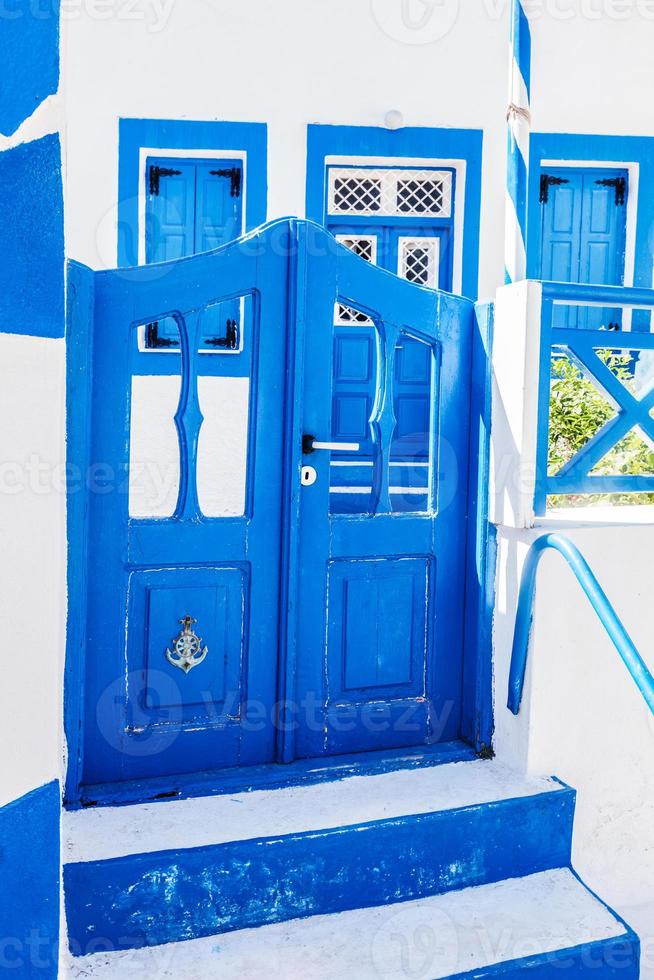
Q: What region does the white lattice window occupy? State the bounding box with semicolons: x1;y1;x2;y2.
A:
335;234;378;264
335;235;377;326
398;237;440;289
328;168;452;219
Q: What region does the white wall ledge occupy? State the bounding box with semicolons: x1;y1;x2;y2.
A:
534;505;654;528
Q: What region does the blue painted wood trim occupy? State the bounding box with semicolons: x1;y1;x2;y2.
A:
305;124;483;300
508;533;654;716
541;279;654;307
117;119;267;267
0;781;60;977
277;219;308;763
461;302;496;753
63;261;95;806
73;741;475;810
64;786;575;953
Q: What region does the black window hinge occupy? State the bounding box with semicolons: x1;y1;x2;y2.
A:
540;173;569;204
145;322;179;348
149;165;182;197
209;166;242;198
596;175;626;206
205;319;240;351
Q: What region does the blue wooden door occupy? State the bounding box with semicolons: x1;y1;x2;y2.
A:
72;224;290;788
539;167;627;328
293;224;473;757
145;157;243;348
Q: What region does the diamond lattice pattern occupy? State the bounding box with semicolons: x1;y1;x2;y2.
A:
334;234;377;326
329;168;452;218
399;238;439;288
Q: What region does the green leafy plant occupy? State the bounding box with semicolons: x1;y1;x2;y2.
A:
548;348;654;507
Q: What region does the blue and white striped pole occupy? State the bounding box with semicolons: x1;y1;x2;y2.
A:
505;0;532;283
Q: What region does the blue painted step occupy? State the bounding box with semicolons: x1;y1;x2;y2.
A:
64;760;576;954
63;869;639;978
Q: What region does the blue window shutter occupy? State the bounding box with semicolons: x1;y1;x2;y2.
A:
539;168;627;328
144;158;244;347
194;162;243;344
540;173;583;282
578;172;627;328
195;161;243;251
539;172;583;327
145;159;196;263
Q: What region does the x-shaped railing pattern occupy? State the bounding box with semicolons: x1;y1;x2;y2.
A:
535;284;654;513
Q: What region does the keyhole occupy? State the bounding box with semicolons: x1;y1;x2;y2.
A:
301;465;317;486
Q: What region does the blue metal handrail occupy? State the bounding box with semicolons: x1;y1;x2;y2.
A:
507;532;654;716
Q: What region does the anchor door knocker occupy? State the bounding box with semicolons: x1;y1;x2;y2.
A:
165;616;208;674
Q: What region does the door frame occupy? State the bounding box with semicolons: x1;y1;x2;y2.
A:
116;118;268;269
63;219;494;807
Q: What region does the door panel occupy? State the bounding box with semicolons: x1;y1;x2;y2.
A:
540;168;627;329
72;220;472;791
328;558;429;695
294;225;473;759
78;226;290;787
125;566;245;728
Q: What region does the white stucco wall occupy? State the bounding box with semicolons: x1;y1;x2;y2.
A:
61;0;508;289
0;334;67;808
493;515;654;968
60;1;654;298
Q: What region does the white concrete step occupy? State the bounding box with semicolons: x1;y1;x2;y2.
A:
63;868;635;979
63;760;560;861
63;760;578;954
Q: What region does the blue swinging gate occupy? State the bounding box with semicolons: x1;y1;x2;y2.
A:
65;218;475;798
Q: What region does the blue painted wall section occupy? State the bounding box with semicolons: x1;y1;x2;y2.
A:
0;781;60;977
306;124;483;301
0;1;60;137
64;784;575;952
0;134;64;337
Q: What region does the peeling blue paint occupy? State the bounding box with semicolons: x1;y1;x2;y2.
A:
0;0;60;137
65;786;575;954
0;781;60;977
0;134;64;337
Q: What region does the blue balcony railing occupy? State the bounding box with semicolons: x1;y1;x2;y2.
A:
535;281;654;515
